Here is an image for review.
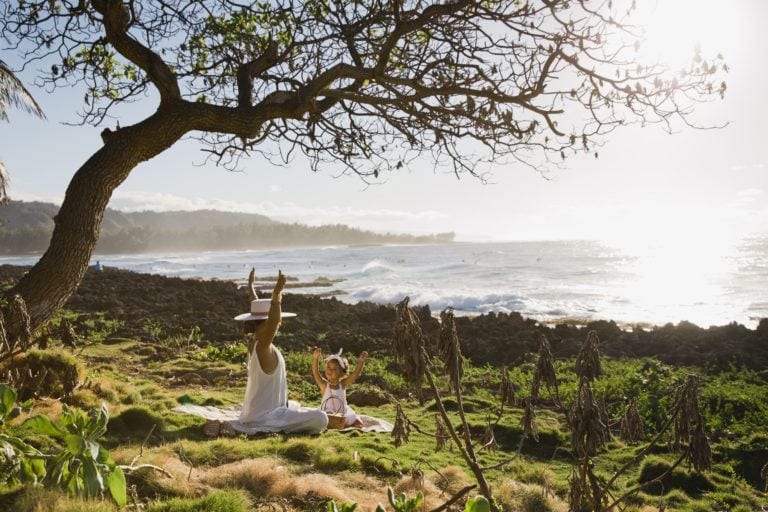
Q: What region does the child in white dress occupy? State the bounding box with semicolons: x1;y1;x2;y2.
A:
312;347;368;428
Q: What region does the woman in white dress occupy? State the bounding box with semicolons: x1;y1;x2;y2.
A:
224;270;328;435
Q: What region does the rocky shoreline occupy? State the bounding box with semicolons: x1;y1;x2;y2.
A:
2;264;768;369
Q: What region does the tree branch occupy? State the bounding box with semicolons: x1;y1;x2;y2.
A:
92;0;180;104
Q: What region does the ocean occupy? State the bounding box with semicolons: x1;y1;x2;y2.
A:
3;237;767;328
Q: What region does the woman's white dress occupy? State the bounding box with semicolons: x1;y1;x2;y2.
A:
230;346;327;434
321;383;359;427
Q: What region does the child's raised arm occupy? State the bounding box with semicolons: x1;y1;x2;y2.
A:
342;351;368;388
311;347;326;393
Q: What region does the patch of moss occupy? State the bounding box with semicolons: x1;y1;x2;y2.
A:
638;456;714;497
109;406;167;439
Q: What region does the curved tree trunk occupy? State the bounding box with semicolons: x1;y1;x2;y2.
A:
4;106;191;339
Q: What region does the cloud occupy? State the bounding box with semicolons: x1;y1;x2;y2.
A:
730;163;766;171
10;191;64;204
108;190;447;231
737;188;763;197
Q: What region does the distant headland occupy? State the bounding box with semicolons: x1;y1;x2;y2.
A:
0;200;454;255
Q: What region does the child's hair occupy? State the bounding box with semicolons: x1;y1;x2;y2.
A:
325;352;350;374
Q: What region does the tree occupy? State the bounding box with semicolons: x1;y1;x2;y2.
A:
0;58;45;204
0;0;724;339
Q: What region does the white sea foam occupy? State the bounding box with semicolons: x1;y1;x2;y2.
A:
4;237;768;327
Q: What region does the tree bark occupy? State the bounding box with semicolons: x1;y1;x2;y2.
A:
4;105;191;338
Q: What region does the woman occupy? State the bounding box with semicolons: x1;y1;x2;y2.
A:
223;269;327;435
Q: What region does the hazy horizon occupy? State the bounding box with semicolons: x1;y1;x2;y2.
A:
1;0;766;246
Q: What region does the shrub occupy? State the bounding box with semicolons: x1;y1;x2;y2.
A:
3;349;83;400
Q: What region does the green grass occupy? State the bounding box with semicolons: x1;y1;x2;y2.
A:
1;323;767;512
145;490;251;512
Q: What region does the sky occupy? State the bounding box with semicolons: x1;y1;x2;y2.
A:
1;0;767;244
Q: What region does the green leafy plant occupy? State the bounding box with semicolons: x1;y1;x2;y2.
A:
328;501;358;512
191;342;246;363
375;487;424;512
23;403;127;506
0;383;46;485
464;496;491;512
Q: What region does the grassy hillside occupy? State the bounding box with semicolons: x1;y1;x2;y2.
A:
0;268;766;511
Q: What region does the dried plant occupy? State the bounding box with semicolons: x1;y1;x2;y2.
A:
568;378;608;457
479;422;498;453
569;462;606;512
9;295;31;343
498;366;518;407
567;465;585;512
673;375;702;451
520;398;539;442
409;465;425;490
575;330;602;382
688;420;712;473
761;460;768;492
435;414;449;452
59;318;79;349
619;400;645;443
1;295;33;363
392;402;410;448
392;298;496;509
596;394;610;440
0;310;7;353
438;307;463;392
35;330;50;350
393;297;427;403
532;335;558;403
585;463;605;512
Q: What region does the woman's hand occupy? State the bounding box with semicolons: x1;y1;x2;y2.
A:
248;267;258;301
274;270;287;296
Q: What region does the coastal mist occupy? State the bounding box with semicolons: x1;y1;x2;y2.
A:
3;238;767;328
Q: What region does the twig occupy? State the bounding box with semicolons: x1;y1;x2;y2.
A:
480;456;519;472
406;417;449;443
129;424;156;467
119;463;173;479
176;442;195;481
428;484;477;512
417;458;450;491
424;362;497;511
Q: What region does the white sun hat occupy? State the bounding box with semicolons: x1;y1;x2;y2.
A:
234;299;297;321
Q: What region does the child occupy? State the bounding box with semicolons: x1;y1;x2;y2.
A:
312;347;368;428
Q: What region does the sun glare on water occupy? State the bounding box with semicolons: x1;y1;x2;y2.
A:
609;230;742;327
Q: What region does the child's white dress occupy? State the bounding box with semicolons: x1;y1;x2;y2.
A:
321;384;359;427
